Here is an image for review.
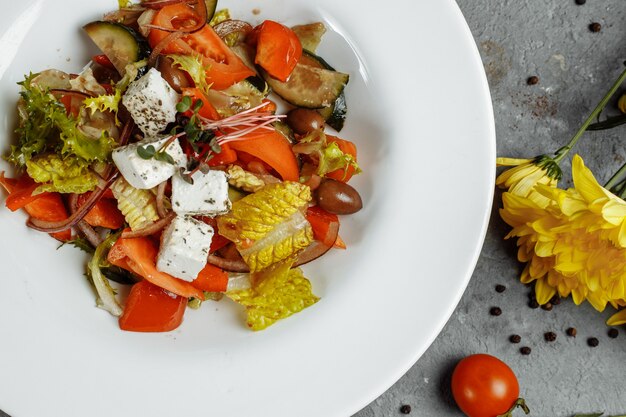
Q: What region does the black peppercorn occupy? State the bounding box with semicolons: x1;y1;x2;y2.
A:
575;0;586;4
589;22;602;33
495;284;506;293
566;327;577;337
400;404;412;414
490;307;502;316
608;328;619;339
510;334;521;344
527;76;539;85
528;300;539;309
520;346;532;355
587;337;599;347
541;303;553;311
544;332;557;342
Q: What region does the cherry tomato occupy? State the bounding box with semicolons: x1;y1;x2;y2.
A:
451;354;520;417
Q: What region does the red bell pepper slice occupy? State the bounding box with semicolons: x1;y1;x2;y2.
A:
306;206;345;248
108;236;204;299
191;263;228;293
0;172;70;241
148;3;255;90
226;129;299;181
78;193;125;230
92;54;116;70
249;20;302;82
119;280;187;332
181;87;221;121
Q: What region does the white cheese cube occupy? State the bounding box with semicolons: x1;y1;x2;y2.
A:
122;68;179;137
171;170;231;216
157;216;214;282
112;136;187;189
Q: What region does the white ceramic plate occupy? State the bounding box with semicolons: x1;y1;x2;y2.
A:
0;0;494;416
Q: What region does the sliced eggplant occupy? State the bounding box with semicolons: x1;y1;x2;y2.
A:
291;22;326;53
207;76;269;117
298;51;348;131
262;64;348;109
83;21;151;75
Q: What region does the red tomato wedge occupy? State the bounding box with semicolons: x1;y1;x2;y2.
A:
108;236;204;299
325;135;358;182
192;263;228;293
148;3;255;90
226;129;299;181
249;20;302;82
119;280;187;332
0;172;70;241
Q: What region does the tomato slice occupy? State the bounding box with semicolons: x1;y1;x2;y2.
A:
119;280;187;332
249;20;302;82
148;3;255;90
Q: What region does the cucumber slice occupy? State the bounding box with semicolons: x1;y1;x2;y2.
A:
262;64;348;109
205;0;218;22
83;21;150;75
292;22;326;53
299;51;348;131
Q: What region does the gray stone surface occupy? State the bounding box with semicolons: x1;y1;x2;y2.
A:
355;0;626;416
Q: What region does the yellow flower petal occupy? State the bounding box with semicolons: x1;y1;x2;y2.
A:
607;309;626;326
535;278;556;305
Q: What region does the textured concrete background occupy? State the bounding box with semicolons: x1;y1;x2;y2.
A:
355;0;626;416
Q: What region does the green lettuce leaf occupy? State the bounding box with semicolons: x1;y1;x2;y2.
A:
166;54;212;95
83;60;145;125
299;130;361;179
26;154;99;194
227;263;319;330
8;73;115;166
217;181;313;272
209;9;230;26
317;140;361;178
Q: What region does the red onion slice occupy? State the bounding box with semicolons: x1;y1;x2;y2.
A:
143;0;207;34
68;193;104;248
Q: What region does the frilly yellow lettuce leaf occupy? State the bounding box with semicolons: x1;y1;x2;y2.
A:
26;154;99;194
209;9;230;27
227;263;319;330
298;130;361;179
217;181;313;272
166;53;212;96
318;141;361;178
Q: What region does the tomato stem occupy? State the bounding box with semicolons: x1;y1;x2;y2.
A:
496;398;530;417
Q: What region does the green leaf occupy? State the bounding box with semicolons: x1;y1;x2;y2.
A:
58;236;95;254
177;95;192;113
193;97;204;111
137;145;156;159
154;150;176;165
167;54;212;96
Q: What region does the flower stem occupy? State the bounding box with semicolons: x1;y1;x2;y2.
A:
554;67;626;163
605;161;626;191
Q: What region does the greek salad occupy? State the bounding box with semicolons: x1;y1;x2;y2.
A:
0;0;362;332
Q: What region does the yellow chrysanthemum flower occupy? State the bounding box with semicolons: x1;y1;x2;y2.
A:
500;154;626;312
496;156;560;207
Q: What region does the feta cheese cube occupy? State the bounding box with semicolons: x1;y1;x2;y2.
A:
157;216;214;282
122;68;179;137
171;170;231;216
112;136;187;189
